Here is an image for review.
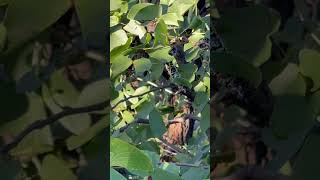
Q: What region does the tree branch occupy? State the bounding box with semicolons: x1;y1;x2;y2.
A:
117;114;200;133
158;162;209;169
0;101;108;154
111;85;172;110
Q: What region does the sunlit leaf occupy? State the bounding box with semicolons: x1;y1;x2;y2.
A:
110;138;153;172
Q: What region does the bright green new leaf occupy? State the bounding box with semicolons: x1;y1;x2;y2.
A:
124;20;146;39
110;0;123;11
168;0;195;16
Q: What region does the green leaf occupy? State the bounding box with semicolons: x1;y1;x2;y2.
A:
188;15;203;30
212;52;262;87
185;47;200;63
148;47;174;63
161;13;183;26
151;168;182;180
299;49;320;91
110;0;123;11
181;167;209;180
271;95;315;138
150;59;164;81
78;134;108;179
74;0;106;50
154;19;169;47
111;55;133;79
66;116;108;150
39;154;76;180
122;111;134;123
274;17;304;44
310;90;320;115
110;28;128;51
178;63;197;83
136;97;155;119
110;137;153;172
127;3;162;21
75;79;109;109
42;70;91;135
133;58;152;74
193;92;209;113
149;109;166;138
0;23;6;52
110;15;120;27
168;0;195;16
0;93;54;157
124;20;146;39
262;128;306;171
216;5;280;66
200;103;210;132
293;133;320;180
193;81;206;92
110;37;132;60
160;162;180;175
110;168;126;180
4;0;70;51
269;63;306;96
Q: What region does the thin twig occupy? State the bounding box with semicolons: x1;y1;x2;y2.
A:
111;85;171;110
160;162;209;169
0;101;108;154
117;114;200;133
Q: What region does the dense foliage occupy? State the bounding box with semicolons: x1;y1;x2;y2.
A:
211;0;320;179
110;0;210;179
0;0;108;179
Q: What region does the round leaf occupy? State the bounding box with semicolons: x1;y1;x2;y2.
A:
127;3;162;21
39;155;77;180
299;49;320;91
110;137;153;172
